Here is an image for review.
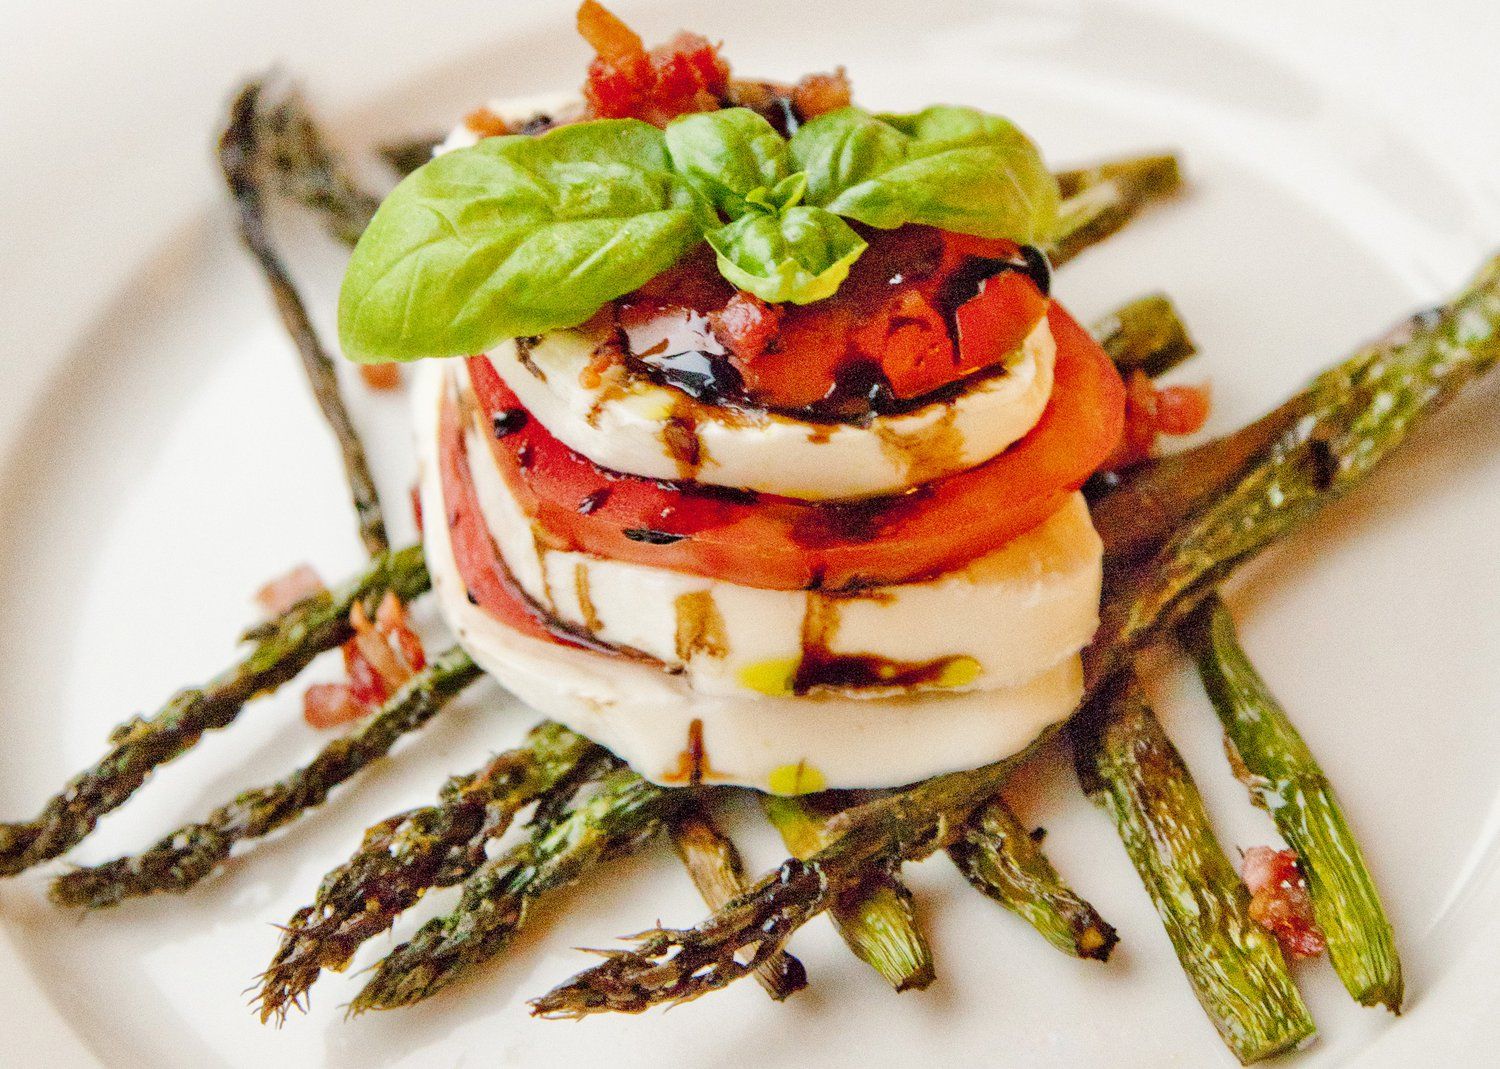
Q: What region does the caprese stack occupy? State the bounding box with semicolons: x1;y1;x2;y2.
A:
343;7;1126;792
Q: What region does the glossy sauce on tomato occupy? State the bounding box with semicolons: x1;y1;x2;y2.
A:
613;227;1051;420
464;303;1124;591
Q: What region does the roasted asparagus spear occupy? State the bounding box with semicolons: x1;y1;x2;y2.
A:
1091;292;1197;377
1181;594;1403;1012
0;545;429;877
51;647;481;909
948;794;1117;961
256;722;605;1021
1089;252;1500;687
669;806;808;1001
1052;154;1183;267
1072;672;1316;1064
764;794;935;991
220;80;387;555
352;767;694;1012
531;735;1055;1016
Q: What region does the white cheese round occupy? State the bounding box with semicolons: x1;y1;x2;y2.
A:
487;318;1055;500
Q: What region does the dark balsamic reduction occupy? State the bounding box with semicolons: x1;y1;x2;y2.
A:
790;651;970;695
577;486;613;515
645;349;745;400
623;527;689;545
491;408;529;438
614;232;1050;427
936;245;1052;329
786;486;930;549
787;590;972;695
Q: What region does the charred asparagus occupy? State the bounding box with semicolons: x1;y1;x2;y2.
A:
763;794;935;992
948;795;1117;961
0;545;429;877
1181;595;1403;1012
51;647;481;910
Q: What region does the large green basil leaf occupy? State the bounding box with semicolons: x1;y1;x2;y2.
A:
705;205;867;304
338;119;712;363
789;105;1060;244
664;108;794;217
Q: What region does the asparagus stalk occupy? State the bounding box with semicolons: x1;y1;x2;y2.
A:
0;545;429;878
1091;292;1197;378
380;136;442;179
256;721;604;1022
1072;672;1315;1064
1089;252;1500;686
529;250;1500;1018
947;795;1117;961
49;647;481;910
1181;595;1403;1012
763;795;934;992
251;86;381;246
351;767;694;1012
1051;154;1184;267
530;732;1055;1017
668;807;808;1001
220;81;387;556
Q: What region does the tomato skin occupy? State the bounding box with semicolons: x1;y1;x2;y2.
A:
856;289;955;399
465;303;1124;591
954;271;1050;376
436;386;560;642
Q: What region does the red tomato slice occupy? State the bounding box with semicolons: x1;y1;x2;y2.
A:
954;270;1050;376
465;303;1124;591
436;386;562;643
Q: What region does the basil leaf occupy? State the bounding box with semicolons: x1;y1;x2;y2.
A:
338;119;711;362
705;205;867;304
664;108;792;217
744;172;809;214
789;105;1060;244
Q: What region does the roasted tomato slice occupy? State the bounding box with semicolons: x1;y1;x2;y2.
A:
466;304;1124;591
725;228;1047;409
437;387;560;642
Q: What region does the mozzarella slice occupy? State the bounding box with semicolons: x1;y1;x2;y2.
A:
453;358;1099;698
417;362;1083;789
488;319;1054;500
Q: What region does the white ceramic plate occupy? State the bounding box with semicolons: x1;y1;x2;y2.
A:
2;2;1498;1066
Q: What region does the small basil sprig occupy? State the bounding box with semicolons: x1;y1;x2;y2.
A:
340;105;1058;363
667;110;867;305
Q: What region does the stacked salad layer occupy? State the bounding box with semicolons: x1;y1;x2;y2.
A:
343;5;1126;790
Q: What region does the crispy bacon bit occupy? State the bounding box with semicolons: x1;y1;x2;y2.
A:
710;291;783;360
304;594;428;729
462;106;512;139
375;591;428;672
579;2;729;125
1243;846;1327;959
1153;383;1212;435
342;635;391;708
302;682;368;729
358;363;402;391
792;68;852;119
1106;370;1212;470
254;563;326;616
576;0;644;62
